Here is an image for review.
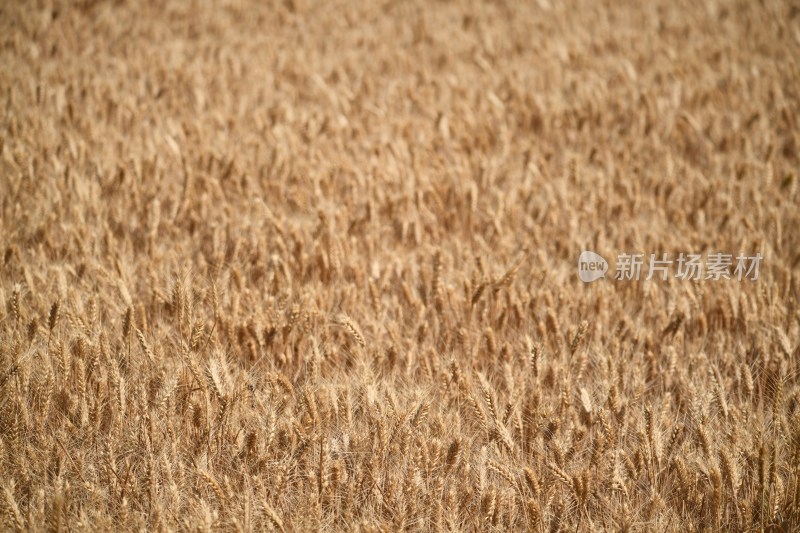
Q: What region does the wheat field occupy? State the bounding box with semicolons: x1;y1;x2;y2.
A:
2;0;799;531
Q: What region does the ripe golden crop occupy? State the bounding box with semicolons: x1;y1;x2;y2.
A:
1;0;798;531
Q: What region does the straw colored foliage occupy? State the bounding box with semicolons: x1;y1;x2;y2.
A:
1;0;799;531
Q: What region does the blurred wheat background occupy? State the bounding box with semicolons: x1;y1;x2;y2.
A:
1;0;799;531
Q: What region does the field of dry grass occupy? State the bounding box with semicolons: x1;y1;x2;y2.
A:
2;0;800;531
